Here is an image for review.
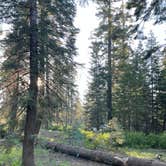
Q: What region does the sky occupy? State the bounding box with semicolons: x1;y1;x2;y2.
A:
74;2;98;102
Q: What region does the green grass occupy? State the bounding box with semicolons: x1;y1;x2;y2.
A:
119;147;166;162
1;129;166;165
0;146;22;166
35;145;70;166
1;145;165;166
0;145;70;166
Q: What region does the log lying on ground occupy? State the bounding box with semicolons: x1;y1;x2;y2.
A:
127;157;166;166
0;139;5;146
46;142;124;165
46;142;166;166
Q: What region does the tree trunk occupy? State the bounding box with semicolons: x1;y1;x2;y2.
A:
9;85;18;133
35;2;48;133
46;142;166;166
46;142;124;165
107;0;113;121
163;112;166;131
22;0;38;165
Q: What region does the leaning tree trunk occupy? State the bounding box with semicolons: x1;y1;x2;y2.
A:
22;0;38;165
46;142;166;166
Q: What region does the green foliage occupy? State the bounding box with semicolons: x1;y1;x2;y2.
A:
124;132;147;148
158;132;166;149
126;0;166;24
146;134;159;148
49;124;72;131
80;129;111;149
0;146;22;166
66;125;85;146
80;119;124;149
124;132;166;149
0;143;71;166
107;118;125;146
84;40;107;130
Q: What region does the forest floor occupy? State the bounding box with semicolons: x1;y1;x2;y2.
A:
0;142;107;166
38;129;108;165
38;150;108;166
39;129;166;163
1;129;166;166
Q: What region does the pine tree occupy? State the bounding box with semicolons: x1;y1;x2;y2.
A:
0;0;78;164
85;40;107;130
127;0;166;24
114;42;148;131
144;32;161;132
84;0;133;126
0;0;30;133
22;0;38;165
158;58;166;131
93;0;120;121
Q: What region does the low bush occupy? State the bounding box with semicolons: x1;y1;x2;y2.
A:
107;118;124;146
124;132;166;149
146;133;159;148
66;126;85;146
80;129;111;149
0;146;22;166
79;118;125;149
124;132;147;148
158;132;166;149
48;124;72;131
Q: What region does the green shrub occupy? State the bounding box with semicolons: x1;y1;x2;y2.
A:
49;124;72;131
0;146;22;166
124;132;147;148
107;118;124;146
66;127;84;146
146;133;159;148
80;129;111;149
124;132;166;149
79;118;125;149
159;132;166;149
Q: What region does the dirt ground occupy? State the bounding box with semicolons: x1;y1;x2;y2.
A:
49;152;109;166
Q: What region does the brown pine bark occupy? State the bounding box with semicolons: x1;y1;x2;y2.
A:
46;142;124;166
22;0;38;165
107;0;113;121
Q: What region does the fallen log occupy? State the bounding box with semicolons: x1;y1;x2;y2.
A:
0;139;5;146
46;142;124;165
46;142;166;166
126;157;166;166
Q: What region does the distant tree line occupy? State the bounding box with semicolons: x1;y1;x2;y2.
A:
84;0;166;133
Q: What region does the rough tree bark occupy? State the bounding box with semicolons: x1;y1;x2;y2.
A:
22;0;38;165
107;0;113;121
46;142;166;166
